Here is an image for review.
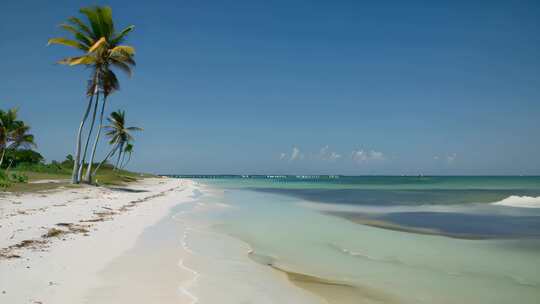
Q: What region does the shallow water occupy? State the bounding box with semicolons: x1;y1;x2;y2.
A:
195;177;540;304
87;184;322;304
94;177;540;303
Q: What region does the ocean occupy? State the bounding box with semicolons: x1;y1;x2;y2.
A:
171;176;540;303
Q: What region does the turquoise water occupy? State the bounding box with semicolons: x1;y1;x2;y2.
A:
174;175;540;190
184;177;540;303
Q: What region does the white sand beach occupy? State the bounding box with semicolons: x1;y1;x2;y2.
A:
0;178;196;303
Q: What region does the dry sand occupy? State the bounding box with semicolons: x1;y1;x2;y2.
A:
0;177;196;304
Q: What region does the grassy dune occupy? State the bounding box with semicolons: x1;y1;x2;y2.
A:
2;164;154;193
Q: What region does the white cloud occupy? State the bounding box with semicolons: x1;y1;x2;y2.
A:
319;145;329;157
279;147;304;161
432;153;458;165
370;151;384;160
433;153;457;163
319;145;341;161
351;149;385;164
329;152;342;161
280;146;384;164
291;147;302;160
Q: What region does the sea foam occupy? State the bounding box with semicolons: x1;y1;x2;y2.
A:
491;196;540;208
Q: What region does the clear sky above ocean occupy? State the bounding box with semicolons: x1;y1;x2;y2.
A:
1;0;539;175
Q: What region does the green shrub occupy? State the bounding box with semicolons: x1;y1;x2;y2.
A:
15;162;68;174
0;171;11;188
1;149;44;168
0;170;28;186
10;172;28;183
61;154;75;168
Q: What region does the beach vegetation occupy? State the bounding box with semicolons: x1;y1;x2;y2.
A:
93;110;142;177
1;149;44;169
0;108;36;168
0;171;9;188
0;107;36;188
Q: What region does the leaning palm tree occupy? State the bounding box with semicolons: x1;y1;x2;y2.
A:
92;110;142;181
48;6;135;184
120;142;134;169
0;108;36;167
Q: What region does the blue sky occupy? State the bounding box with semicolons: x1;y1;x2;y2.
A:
1;0;539;175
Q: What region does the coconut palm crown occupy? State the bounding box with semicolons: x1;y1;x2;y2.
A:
0;108;36;166
105;110;142;146
48;6;135;93
93;110;142;176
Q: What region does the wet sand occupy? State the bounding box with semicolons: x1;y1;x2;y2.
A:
274;266;399;304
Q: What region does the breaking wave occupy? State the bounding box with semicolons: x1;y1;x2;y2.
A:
491;196;540;208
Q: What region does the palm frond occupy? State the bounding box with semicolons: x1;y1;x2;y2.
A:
104;110;141;148
110;45;135;56
47;38;87;51
5;108;18;123
67;16;94;38
97;6;114;39
80;7;104;39
123;143;133;153
58;55;96;66
59;24;93;47
110;52;136;67
101;69;120;95
0;109;36;151
88;37;108;53
110;59;133;76
111;25;134;45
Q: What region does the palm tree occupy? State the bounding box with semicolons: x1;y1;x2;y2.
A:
92;110;142;180
120;143;134;169
0;108;36;167
48;6;135;184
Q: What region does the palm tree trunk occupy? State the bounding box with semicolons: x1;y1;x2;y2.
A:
84;94;108;184
92;143;120;179
121;151;130;169
78;91;100;182
71;93;95;184
115;142;124;170
0;148;5;168
119;151;126;169
125;153;132;168
5;159;14;173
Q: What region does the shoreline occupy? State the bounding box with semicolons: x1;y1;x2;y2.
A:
81;180;325;303
0;178;323;304
0;177;196;303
